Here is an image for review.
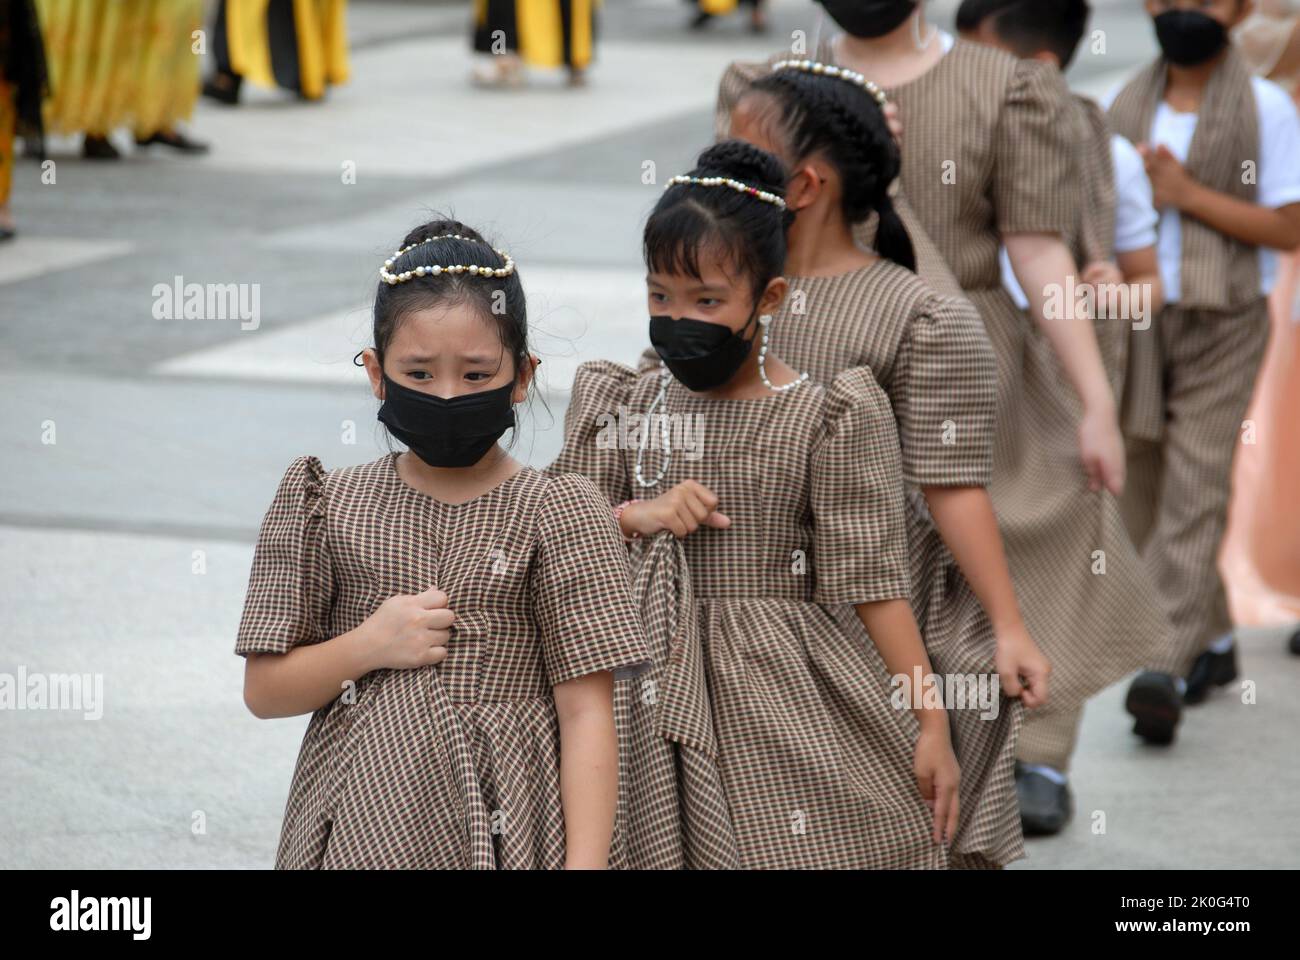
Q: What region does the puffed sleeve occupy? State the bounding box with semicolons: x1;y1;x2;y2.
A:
993;58;1078;237
545;360;640;506
235;456;334;656
533;474;651;686
811;368;911;606
893;294;997;488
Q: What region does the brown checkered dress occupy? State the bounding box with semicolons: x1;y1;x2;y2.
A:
550;360;947;869
236;454;650;869
772;262;1022;868
719;39;1171;771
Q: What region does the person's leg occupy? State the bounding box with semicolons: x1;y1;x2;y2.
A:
203;0;243;104
1146;305;1271;679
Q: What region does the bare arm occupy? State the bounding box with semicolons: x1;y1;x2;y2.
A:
1114;244;1165;316
244;631;377;719
855;597;960;842
1180;191;1300;250
553;670;619;869
923;485;1050;707
243;585;452;719
1005;232;1125;494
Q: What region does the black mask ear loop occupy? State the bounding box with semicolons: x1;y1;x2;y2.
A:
352;350;366;367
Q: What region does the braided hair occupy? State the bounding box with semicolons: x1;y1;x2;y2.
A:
745;69;916;272
644;140;795;308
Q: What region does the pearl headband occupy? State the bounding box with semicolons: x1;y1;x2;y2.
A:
379;233;515;285
664;174;787;210
771;59;889;109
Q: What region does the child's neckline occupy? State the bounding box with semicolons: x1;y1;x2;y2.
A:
387;452;531;507
785;258;891;284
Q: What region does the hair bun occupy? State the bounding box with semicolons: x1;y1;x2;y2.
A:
401;218;486;249
693;140;788;199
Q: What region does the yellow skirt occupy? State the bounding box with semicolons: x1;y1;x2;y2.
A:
35;0;203;137
224;0;350;99
475;0;598;70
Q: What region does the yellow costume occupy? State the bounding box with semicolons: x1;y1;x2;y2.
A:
220;0;349;99
35;0;203;137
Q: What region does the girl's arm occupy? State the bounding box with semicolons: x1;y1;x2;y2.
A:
1178;190;1300;250
1114;244;1165;317
922;485;1049;708
553;671;619;870
854;597;960;843
1005;232;1125;495
243;586;452;719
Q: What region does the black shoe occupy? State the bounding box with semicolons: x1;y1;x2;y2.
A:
1125;671;1182;744
0;225;15;242
1288;627;1300;657
134;129;210;154
201;72;242;105
1015;763;1072;835
689;11;713;29
1184;644;1237;704
82;135;120;160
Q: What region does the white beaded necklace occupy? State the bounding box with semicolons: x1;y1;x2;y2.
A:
633;314;809;489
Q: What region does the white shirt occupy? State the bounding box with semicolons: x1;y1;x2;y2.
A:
1000;135;1159;309
1101;75;1300;302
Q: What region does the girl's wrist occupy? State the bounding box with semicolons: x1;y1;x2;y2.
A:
612;499;642;541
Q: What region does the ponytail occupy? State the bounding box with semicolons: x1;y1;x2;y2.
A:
873;194;916;273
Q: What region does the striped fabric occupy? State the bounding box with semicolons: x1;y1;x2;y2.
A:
1121;302;1271;676
235;455;649;869
550;360;948;868
769;263;1021;865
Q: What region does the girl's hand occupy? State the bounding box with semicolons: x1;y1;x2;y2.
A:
1078;402;1125;496
361;586;454;671
914;726;961;845
994;622;1051;709
619;480;730;539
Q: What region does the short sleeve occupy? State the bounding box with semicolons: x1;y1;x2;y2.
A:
895;295;997;488
533;474;651;686
1254;77;1300;211
1111;135;1159;253
545;360;638;507
811;368;911;606
993;58;1078;237
235;456;334;656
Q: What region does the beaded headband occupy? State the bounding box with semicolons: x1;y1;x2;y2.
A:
771;59;889;109
664;174;787;210
379;233;515;285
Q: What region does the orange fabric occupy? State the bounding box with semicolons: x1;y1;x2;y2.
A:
1221;247;1300;626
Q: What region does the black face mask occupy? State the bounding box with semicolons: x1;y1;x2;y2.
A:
818;0;918;39
377;375;516;468
1153;10;1228;66
649;311;759;392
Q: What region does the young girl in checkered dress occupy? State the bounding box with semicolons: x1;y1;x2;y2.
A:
550;142;961;868
235;219;648;869
724;58;1047;868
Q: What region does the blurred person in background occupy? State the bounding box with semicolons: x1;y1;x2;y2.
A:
203;0;350;104
471;0;597;87
688;0;769;34
1;0;48;240
35;0;208;158
1221;0;1300;657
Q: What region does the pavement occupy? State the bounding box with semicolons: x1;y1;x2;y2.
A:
1;0;1297;869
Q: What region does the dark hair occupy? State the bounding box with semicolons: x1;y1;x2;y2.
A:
958;0;1091;70
744;69;916;273
371;217;528;380
643;140;794;307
